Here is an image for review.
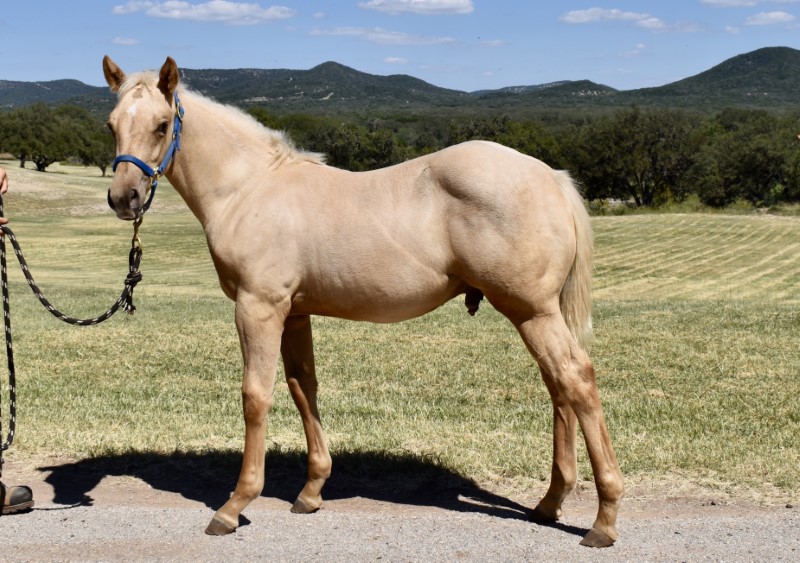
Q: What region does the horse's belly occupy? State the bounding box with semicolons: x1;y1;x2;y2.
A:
293;272;464;323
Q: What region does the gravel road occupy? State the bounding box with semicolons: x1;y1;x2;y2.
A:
2;458;798;561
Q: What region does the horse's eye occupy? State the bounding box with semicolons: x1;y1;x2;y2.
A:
156;122;169;136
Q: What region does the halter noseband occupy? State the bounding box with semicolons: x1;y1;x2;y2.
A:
112;92;185;215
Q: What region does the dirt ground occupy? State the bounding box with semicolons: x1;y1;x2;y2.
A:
2;456;799;561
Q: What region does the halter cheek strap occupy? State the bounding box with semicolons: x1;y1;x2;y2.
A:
112;92;185;214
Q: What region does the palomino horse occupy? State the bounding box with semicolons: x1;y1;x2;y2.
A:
103;56;623;547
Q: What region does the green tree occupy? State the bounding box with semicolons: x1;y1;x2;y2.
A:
569;107;699;206
495;120;563;168
447;114;512;144
2;104;71;171
446;114;563;167
55;106;115;175
691;109;794;207
249;110;406;172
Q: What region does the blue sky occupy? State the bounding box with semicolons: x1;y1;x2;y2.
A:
1;1;799;92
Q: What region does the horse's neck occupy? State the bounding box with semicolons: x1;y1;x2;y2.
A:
165;96;252;226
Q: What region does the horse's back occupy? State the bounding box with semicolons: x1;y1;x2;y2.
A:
426;140;562;197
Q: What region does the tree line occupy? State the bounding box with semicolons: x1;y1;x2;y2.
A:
2;103;799;209
252;106;800;209
0;104;113;174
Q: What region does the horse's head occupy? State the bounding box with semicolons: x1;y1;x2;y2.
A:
103;55;180;220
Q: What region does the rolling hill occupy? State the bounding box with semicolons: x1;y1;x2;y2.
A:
0;78;109;108
1;46;798;115
179;61;471;110
621;46;800;109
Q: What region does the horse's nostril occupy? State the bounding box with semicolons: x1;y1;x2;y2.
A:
130;189;139;204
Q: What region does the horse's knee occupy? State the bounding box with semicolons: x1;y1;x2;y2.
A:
241;387;274;420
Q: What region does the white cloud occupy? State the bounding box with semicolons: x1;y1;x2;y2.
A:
621;43;646;57
559;8;705;32
559;8;652;24
311;27;455;45
745;10;796;24
481;39;506;47
702;0;799;6
637;16;668;30
359;0;474;15
385;57;408;64
112;1;295;25
701;0;759;6
113;1;156;14
112;37;140;45
726;25;741;33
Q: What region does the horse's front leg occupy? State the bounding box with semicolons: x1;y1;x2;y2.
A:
281;315;332;514
205;295;287;536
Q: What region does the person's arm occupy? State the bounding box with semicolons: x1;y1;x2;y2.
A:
0;167;9;226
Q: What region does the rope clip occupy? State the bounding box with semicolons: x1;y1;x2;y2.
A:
132;215;144;253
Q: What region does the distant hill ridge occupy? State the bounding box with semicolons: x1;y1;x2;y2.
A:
179;60;470;106
1;46;798;113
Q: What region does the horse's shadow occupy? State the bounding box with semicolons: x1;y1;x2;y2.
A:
38;449;586;538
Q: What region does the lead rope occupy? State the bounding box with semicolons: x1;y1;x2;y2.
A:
0;195;144;477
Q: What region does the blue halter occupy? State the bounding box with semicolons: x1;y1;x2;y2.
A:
112;92;185;214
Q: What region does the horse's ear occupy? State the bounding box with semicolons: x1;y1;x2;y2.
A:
158;57;180;99
103;55;125;93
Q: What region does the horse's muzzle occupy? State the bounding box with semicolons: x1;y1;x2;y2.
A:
107;187;140;220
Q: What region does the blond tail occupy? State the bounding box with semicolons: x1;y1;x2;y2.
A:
553;170;593;350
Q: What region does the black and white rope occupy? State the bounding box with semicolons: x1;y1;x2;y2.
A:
0;227;143;325
0;231;15;478
0;199;143;476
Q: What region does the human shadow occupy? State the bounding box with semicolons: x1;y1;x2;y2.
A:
39;449;587;539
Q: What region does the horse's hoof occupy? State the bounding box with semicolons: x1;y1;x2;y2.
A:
579;527;616;548
290;496;320;514
528;504;560;523
205;516;237;536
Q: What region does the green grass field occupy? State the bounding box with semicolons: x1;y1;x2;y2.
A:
1;160;798;504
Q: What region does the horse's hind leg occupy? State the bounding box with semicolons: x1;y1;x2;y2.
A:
515;312;623;547
280;315;332;514
528;390;578;524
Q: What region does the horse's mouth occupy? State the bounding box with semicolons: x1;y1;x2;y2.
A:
107;188;141;220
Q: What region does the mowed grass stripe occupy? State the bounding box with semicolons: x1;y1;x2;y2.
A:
596;216;764;285
686;238;800;302
592;217;731;293
596;215;772;279
595;215;800;304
